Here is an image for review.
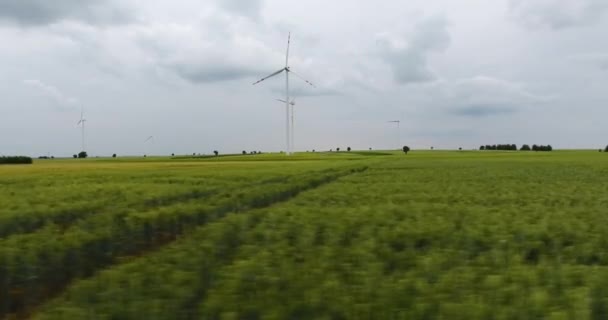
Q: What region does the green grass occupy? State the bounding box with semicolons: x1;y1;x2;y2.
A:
2;150;607;319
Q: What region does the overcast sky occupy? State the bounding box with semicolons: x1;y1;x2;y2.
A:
1;0;607;156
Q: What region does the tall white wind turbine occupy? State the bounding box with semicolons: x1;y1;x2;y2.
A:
253;33;315;155
77;108;87;152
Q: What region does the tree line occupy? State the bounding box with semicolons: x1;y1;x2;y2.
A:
480;144;554;151
0;156;32;164
480;144;517;151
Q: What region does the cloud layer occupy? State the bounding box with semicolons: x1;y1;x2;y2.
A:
0;0;132;26
377;15;451;84
0;0;607;156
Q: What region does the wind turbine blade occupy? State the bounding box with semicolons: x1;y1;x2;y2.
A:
288;69;316;88
252;68;286;85
77;120;82;125
286;32;291;67
277;99;288;103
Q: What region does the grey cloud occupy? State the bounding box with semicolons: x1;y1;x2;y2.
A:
0;0;132;26
377;15;450;84
172;64;262;83
437;76;548;118
570;53;608;70
218;0;264;19
509;0;608;29
273;86;341;97
451;104;518;117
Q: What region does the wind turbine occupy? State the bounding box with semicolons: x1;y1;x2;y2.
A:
144;136;154;156
277;98;296;153
388;120;400;150
77;108;86;152
253;33;315;155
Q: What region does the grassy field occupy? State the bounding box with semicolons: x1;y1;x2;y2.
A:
1;150;608;319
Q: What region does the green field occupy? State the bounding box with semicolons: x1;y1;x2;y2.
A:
2;151;608;319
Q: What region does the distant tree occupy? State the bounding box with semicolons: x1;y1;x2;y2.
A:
459;147;462;151
112;154;117;158
480;146;485;150
144;155;147;158
242;150;247;155
171;153;175;156
214;150;219;156
369;148;372;150
402;146;410;154
51;156;54;159
73;154;77;158
312;150;315;152
600;149;603;153
521;144;531;151
347;147;351;152
336;148;340;152
329;149;332;152
193;153;196;156
532;144;539;151
431;146;434;150
547;145;553;151
604;145;608;152
78;151;88;159
258;151;262;154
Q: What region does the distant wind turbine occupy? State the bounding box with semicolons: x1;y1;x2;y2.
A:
77;108;86;152
277;98;296;153
388;120;401;149
253;33;315;155
144;136;154;143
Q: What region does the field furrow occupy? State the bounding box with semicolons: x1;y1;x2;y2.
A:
0;163;366;318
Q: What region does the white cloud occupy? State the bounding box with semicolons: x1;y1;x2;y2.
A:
509;0;608;29
376;15;450;84
22;79;78;109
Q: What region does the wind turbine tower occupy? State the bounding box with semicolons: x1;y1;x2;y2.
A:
277;98;296;153
253;33;315;155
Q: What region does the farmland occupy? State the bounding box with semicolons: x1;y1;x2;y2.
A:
1;151;608;319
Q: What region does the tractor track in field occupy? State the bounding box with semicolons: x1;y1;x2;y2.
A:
5;165;368;320
176;165;370;320
1;169;347;240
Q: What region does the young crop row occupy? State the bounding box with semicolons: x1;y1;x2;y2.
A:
0;164;366;318
0;161;349;239
0;182;222;239
31;156;608;319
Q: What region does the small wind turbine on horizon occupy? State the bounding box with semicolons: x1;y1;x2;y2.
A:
388;120;401;149
144;136;154;156
77;108;86;152
253;32;315;155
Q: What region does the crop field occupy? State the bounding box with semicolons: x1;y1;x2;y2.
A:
1;151;608;319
